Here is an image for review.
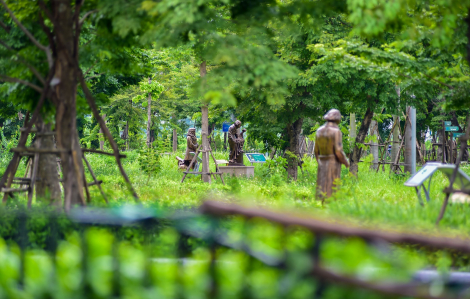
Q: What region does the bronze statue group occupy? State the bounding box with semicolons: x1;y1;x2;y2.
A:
179;109;349;200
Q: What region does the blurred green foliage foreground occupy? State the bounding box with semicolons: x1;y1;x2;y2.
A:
2;150;470;298
0;203;467;299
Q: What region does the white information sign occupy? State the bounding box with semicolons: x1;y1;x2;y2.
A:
405;162;470;191
404;163;440;187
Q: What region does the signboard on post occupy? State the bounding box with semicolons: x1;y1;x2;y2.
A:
222;123;230;133
444;121;452;126
404;163;440;187
245;153;266;163
445;126;459;132
404;162;470;205
454;133;465;138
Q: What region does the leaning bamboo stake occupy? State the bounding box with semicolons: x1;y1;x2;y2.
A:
1;69;54;203
83;173;91;204
82;148;126;158
390;113;409;174
2;113;30;202
78;70;139;203
83;154;108;204
181;144;202;183
376;118;399;173
22;157;31;189
27;138;40;208
208;145;225;185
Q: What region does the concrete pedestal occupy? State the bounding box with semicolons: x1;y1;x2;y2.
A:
219;166;254;178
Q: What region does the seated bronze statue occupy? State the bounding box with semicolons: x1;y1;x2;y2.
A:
183;128;198;169
228;120;246;165
314;109;349;200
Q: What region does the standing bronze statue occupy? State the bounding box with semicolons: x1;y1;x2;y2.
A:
184;128;198;169
228;120;246;165
314;109;349;199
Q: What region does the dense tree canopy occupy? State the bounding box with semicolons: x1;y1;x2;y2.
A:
1;0;470;201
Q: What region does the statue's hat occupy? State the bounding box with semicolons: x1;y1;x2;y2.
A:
323;109;342;122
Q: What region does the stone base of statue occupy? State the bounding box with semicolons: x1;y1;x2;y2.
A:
219;166;254;178
227;162;244;166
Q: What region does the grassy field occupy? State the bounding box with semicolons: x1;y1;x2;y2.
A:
2;149;470;237
3;150;468;238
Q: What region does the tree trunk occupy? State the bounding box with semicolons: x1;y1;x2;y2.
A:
349;107;374;176
149;130;155;144
35;120;61;205
173;128;177;152
464;115;470;162
307;140;314;157
369;118;379;170
99;114;106;150
122;121;129;144
391;115;400;164
450;111;469;161
146;77;152;147
286;118;303;180
437;129;445;162
270;146;276;159
200;61;210;183
126;119;129;151
460;114;470;162
299;135;307;158
208;123;214;149
53;0;85;210
404;107;412;173
349;113;356;148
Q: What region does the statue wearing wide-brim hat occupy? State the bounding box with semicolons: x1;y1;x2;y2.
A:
314;109;349;200
323;109;342;123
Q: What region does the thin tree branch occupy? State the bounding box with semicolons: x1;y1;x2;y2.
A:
0;0;48;52
37;1;55;25
79;10;98;26
398;72;454;90
73;0;84;59
0;20;10;33
397;72;413;80
85;72;104;81
0;74;43;92
0;39;46;84
83;60;98;76
37;8;55;69
422;73;454;90
73;0;85;22
83;37;95;48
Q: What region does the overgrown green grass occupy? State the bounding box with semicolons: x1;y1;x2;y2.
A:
3;150;470;237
